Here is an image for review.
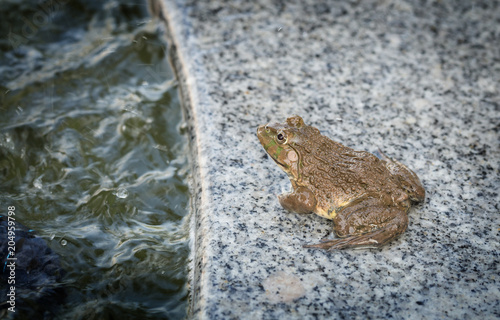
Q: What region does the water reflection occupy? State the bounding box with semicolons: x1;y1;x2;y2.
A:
0;0;189;319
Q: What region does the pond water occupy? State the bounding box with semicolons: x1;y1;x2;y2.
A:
0;0;190;319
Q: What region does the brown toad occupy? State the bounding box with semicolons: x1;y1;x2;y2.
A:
257;115;425;250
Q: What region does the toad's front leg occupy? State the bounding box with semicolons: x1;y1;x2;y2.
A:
278;186;317;214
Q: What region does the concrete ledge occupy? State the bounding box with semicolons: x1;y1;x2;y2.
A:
160;0;500;318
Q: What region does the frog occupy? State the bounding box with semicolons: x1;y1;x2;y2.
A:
257;115;425;250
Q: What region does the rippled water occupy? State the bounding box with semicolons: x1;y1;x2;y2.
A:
0;1;190;319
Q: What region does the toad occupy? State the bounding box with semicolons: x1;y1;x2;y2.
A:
257;115;425;250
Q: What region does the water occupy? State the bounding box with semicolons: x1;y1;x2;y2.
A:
0;0;190;319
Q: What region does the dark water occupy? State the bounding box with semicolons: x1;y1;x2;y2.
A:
0;0;190;319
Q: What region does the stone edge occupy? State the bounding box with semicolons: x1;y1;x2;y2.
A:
156;1;207;318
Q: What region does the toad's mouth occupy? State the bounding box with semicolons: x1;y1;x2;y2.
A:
270;156;287;170
270;147;303;181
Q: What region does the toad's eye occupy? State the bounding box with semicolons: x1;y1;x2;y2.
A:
276;132;286;144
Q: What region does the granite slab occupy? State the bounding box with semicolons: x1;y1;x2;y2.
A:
159;0;500;319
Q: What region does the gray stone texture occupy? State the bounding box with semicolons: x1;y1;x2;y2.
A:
160;0;500;319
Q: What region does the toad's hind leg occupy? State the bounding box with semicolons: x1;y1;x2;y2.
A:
377;149;425;203
304;204;409;250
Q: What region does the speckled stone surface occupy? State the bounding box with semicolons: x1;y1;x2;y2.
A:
159;0;499;319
